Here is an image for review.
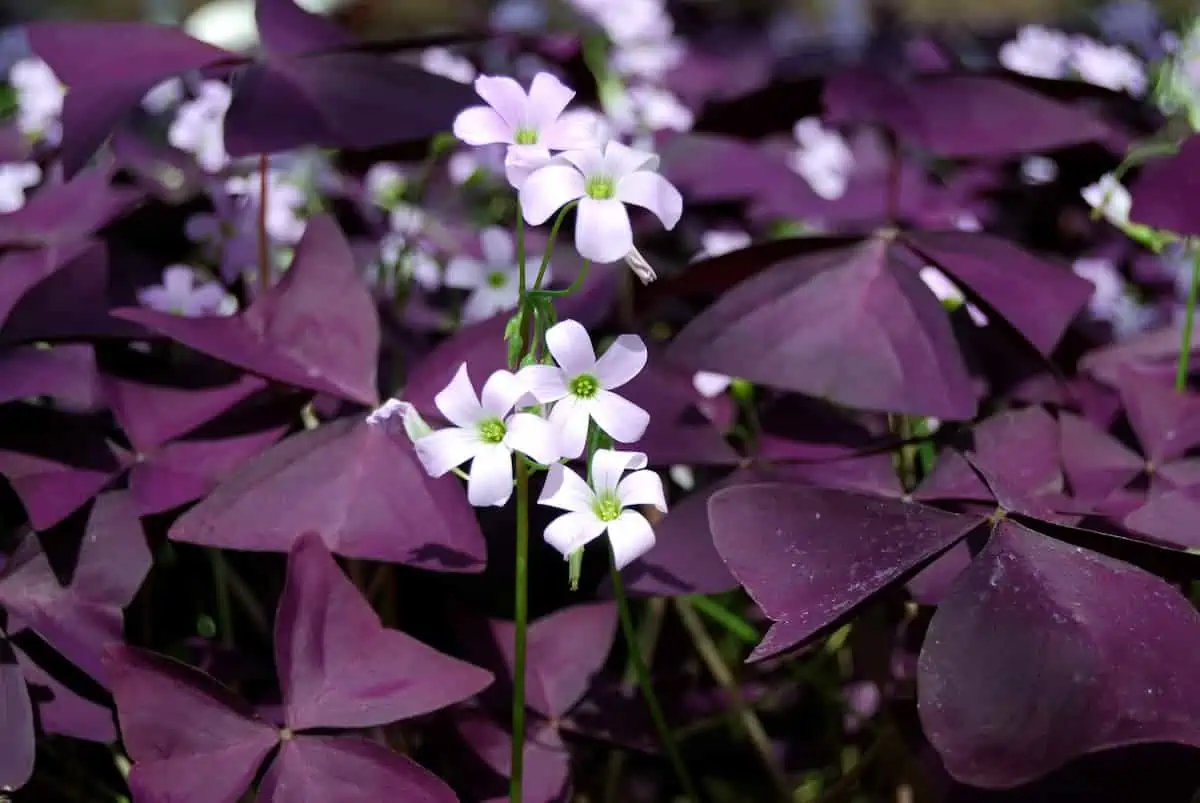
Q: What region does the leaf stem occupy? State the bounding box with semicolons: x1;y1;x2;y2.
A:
675;598;791;802
1177;243;1200;391
207;549;234;649
609;548;700;802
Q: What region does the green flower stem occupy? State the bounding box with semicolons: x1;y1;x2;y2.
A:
510;456;531;803
675;599;791;802
609;548;700;802
1177;244;1200;391
532;201;578;290
686;594;759;645
207;550;234;649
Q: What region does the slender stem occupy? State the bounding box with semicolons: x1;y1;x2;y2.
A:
609;547;700;802
604;597;668;803
207;550;234;648
510;458;531;803
1177;244;1200;391
686;595;759;644
532;201;577;290
675;599;791;802
257;153;270;293
531;259;591;298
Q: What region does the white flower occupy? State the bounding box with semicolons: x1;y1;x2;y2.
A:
420;47;477;84
518;140;683;264
608;84;694;135
1068;36;1146;95
919;266;988;326
167;80;233;173
952;213;982;232
378;231;442;292
141;77;184;113
538;449;666;569
445;226;547;322
1020;155;1058;185
364;162;407;209
414;364;560;507
8;57;64;144
692;371;733;398
694;229;751;261
998;25;1071;79
224;168;308;244
366;399;433;442
789;118;854;200
137;264;237;317
0;162;41;213
1081;173;1131;228
519;320;650;457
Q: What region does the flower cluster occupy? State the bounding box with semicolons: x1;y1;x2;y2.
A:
167;80;234;174
1000;24;1147;95
8;57;64;144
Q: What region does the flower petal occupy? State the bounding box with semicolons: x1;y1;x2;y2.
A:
473;74;528;130
163;264;195;294
519;164;586;225
467;443;515;507
453;105;514;146
480;226;515;266
588;389;650;446
608;510;657;569
505;144;553;189
505;412;561;465
480;369;525;417
414;427;479;477
544;510;608;558
603;140;660;177
435;363;483;427
545;319;597;376
539;463;596;513
617;469;667;512
462;287;515;322
517;364;570;403
616;171;683;230
560;147;607;178
527;72;575;130
575;198;634;263
590;449;649;495
594;334;647;390
549;395;591;459
444;256;486;290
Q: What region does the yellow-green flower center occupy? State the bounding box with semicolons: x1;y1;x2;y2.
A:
594;494;622;522
586;175;615;200
569;373;599;399
486;270;508;289
478;417;506;444
514;127;538;145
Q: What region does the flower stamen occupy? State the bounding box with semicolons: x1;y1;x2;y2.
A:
585;175;615;200
593;494;622;522
478;417;507;444
569;373;600;399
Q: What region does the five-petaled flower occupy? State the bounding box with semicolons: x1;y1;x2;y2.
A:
415;364;560;507
519;140;683;264
519;320;650;458
452;73;593;187
138;265;237;317
539;449;666;569
445;226;548;322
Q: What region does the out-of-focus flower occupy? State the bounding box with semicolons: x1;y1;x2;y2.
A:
141;77;185;113
518;319;650;458
843;681;882;734
1020;155;1058;185
168;81;233;173
608;84;694;134
538;448;666;568
420;47;477;84
519;140;683;264
366;399;432;442
8;57;64;144
919;266;988;326
692;371;733;398
1072;256;1156;339
445;226;547;322
789;117;854;200
364;162;408;210
377;231;441;293
138;264;237;317
225;168;308;244
998;25;1071;79
1081;173;1131;228
1068;36;1146;95
695;229;751;261
0;162;41;213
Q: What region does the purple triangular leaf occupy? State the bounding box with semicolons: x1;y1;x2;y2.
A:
0;239;94;330
918;520;1200;789
0;641;34;792
113;215;380;406
16;648;115;743
668;238;976;419
0;344;100;409
1129;134;1200;236
255;0;354;55
1080;326;1200;386
489;603;617;719
903;231;1092;355
456;709;571;803
0;166;142;247
170;416;485;570
104;645;279;803
1059;412;1145;502
276;534;492;732
1112;369;1200;463
105;373;268;452
708;483;980;661
260;734;458;803
1123;486;1200;550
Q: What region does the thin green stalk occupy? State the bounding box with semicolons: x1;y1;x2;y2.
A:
207;550;234;648
686;594;759;645
531;259;591;298
609;547;700;802
1177;244;1200;390
604;597;668;803
510;457;531;803
532;201;578;290
675;599;791;802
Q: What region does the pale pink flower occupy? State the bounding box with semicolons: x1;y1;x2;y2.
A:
413;364;561;507
999;25;1071;79
445;226;548;322
168;80;232;173
1081;173;1131;227
419;47;476;84
519;140;683;264
1068;36;1146;95
366;399;433;442
138;265;236;317
538;449;666;568
0;162;41;213
518;320;650;458
8;57;64;144
364;162;408;209
692;371;733;398
694;229;751;261
789;118;854;200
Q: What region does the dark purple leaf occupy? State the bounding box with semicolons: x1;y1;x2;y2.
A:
918;521;1200;788
456;710;571;803
823;69;1110;158
259;735;458;803
1080;326;1200;387
0;167;142;247
1123;485;1200;549
1059;412;1145;502
708;483;980;661
668;238;977;419
114;215;381;406
1112;370;1200;463
1129;134;1200;235
489;603;617;719
104;373;268;451
170;417;486;571
104;645;279;803
0;239;93;330
275;533;492;731
16;648;115;743
0;641;34;791
903;231;1092;355
255;0;354;55
0;344;100;409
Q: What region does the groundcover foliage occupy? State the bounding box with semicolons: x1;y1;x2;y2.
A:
4;0;1200;800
